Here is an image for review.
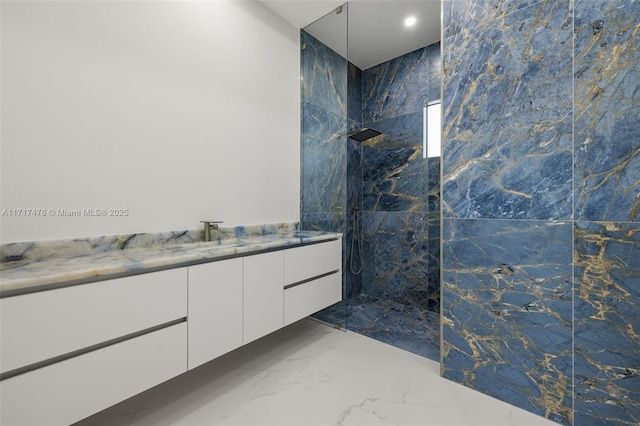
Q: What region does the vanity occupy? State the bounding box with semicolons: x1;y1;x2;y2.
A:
0;227;342;425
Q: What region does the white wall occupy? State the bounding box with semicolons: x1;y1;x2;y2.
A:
0;1;300;243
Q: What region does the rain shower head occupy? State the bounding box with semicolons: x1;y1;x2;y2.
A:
348;128;382;142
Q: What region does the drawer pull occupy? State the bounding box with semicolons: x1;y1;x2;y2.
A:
283;270;339;290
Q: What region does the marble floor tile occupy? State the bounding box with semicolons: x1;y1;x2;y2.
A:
77;319;556;426
347;297;440;362
314;295;440;361
312;294;380;326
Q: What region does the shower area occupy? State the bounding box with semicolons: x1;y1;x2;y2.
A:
301;2;442;361
300;0;640;424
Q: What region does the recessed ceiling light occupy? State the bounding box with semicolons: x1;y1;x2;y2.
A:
404;16;417;27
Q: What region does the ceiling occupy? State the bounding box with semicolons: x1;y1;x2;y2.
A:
259;0;441;70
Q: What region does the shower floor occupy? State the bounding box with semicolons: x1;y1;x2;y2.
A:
312;294;440;361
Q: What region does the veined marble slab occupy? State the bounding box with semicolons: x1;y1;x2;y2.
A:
0;224;341;297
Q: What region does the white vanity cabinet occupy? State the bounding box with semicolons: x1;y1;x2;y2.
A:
0;236;342;425
187;242;341;368
0;269;188;426
242;251;284;344
187;258;243;370
283;239;342;326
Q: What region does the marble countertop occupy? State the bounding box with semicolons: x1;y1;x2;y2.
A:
0;231;341;298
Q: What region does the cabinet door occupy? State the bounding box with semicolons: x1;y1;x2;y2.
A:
1;268;187;375
188;259;243;370
243;251;284;345
0;323;187;426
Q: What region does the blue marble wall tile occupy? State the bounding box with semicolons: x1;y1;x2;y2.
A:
357;41;440;316
300;212;345;235
574;0;640;223
442;0;573;221
428;156;441;217
427;216;440;312
428;42;441;102
361;211;430;309
441;218;573;425
360;109;428;214
361;136;428;212
348;62;362;126
301;100;347;215
443;0;547;39
362;47;429;123
347;129;362;212
347;119;360;135
344;212;363;299
346;138;363;298
428;157;441;312
442;0;639;423
300;31;347;117
574;221;640;425
363;111;423;145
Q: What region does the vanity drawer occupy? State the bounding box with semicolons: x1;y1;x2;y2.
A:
0;268;187;374
284;272;341;326
0;322;187;426
283;239;341;285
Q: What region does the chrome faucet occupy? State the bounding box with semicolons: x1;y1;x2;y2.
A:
201;221;223;242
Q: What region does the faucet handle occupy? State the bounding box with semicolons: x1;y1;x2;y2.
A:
201;220;223;229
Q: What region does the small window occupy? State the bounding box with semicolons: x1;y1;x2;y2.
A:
423;101;441;158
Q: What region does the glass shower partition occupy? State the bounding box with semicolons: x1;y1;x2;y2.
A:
300;4;351;330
